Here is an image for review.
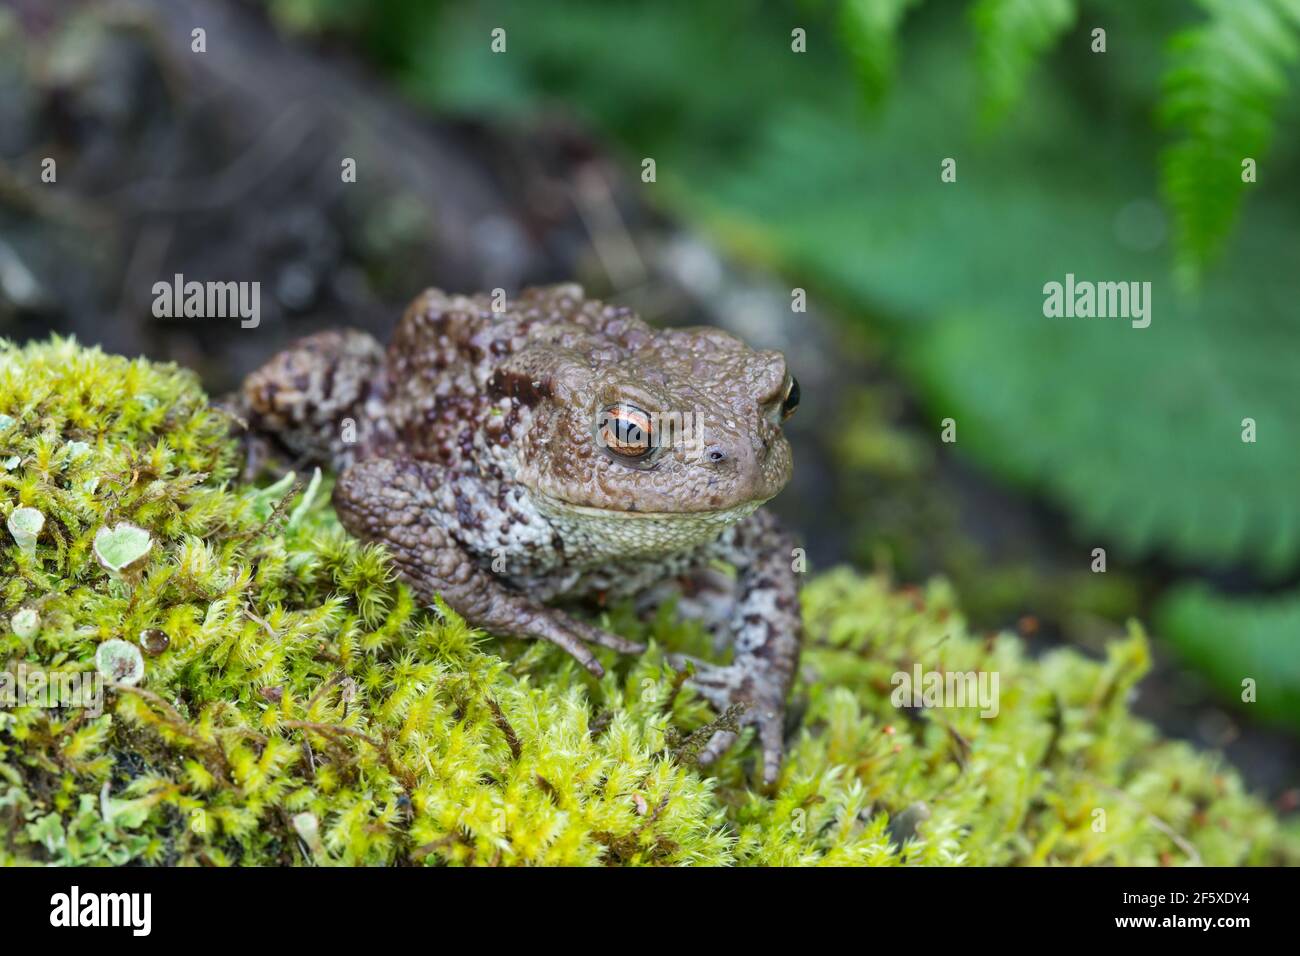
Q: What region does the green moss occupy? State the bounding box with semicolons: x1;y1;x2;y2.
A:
2;337;1297;866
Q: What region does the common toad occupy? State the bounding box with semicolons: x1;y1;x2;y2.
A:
239;284;802;782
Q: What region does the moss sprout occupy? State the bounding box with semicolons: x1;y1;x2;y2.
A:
10;607;39;641
7;506;43;555
95;639;145;687
0;337;1296;866
93;523;154;576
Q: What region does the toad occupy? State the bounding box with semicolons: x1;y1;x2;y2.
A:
238;285;802;782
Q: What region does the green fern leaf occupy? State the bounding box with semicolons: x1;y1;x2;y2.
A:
839;0;927;106
1160;0;1300;287
971;0;1077;122
689;34;1300;573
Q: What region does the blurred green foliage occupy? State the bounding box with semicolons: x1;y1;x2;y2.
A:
839;0;925;105
263;0;1300;721
267;0;1300;572
1157;585;1300;732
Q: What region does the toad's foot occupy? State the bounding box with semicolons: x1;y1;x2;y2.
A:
333;457;642;677
665;510;802;786
668;653;791;787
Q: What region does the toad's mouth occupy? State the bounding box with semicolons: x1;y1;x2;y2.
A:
532;493;768;521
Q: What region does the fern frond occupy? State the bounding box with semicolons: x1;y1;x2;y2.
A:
1161;0;1300;287
971;0;1077;123
839;0;927;106
1157;584;1300;731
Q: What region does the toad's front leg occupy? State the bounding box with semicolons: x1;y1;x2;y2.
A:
332;457;642;677
676;510;802;786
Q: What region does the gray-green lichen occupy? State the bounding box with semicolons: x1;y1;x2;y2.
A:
1;337;1296;866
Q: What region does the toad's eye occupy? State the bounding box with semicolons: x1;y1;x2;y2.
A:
597;403;656;461
780;375;800;420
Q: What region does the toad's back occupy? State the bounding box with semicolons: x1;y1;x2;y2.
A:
382;284;652;475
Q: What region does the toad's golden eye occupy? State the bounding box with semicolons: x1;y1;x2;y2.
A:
781;375;800;420
597;403;656;461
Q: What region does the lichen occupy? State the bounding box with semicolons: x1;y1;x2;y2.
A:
1;337;1297;866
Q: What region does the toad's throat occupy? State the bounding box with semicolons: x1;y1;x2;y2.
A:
530;492;764;562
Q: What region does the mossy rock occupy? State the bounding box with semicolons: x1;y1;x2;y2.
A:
1;337;1296;866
